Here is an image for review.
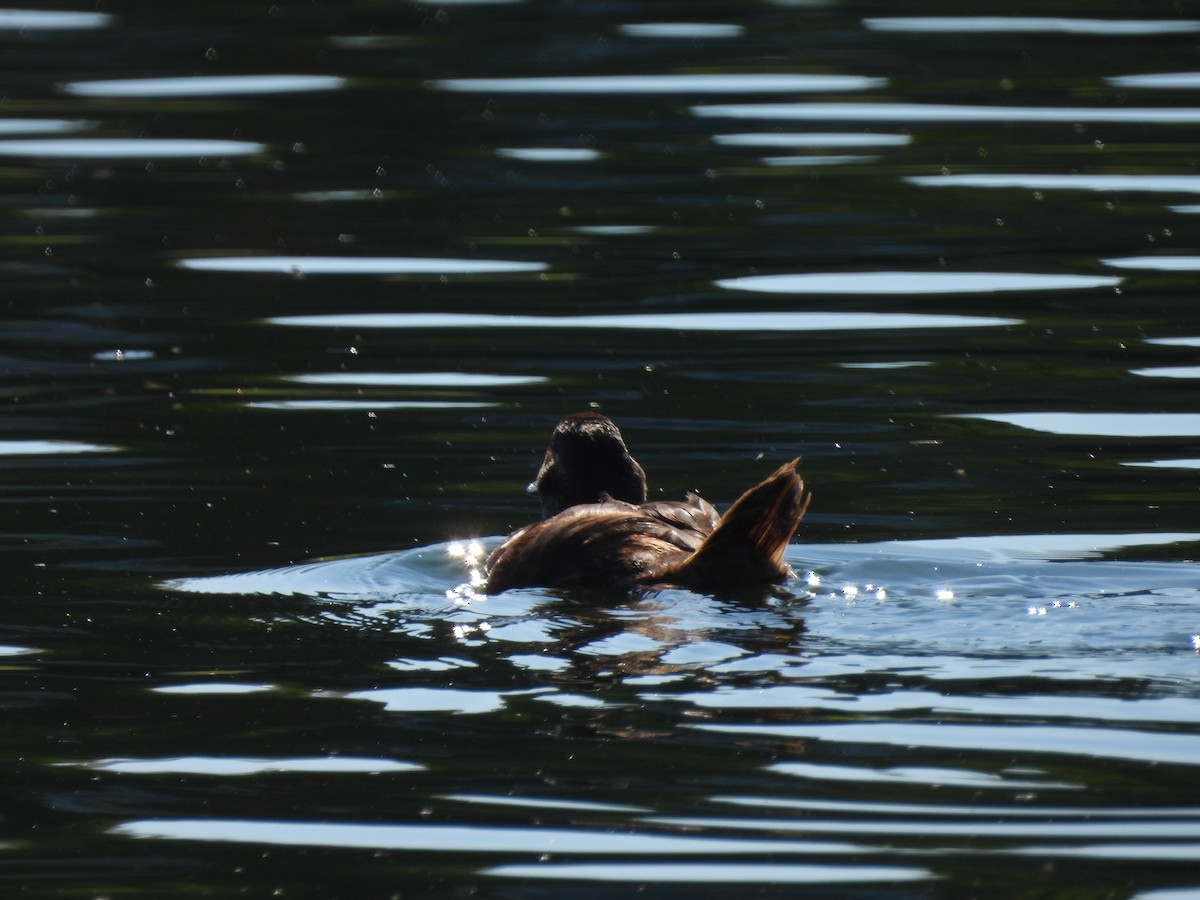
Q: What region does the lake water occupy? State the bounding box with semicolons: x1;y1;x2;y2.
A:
3;2;1200;897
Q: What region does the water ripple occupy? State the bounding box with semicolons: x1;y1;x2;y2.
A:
713;132;911;147
495;147;601;162
483;862;934;884
717;271;1118;294
84;756;421;775
696;103;1200;123
0;119;91;135
911;174;1200;193
288;372;545;387
267;311;1023;331
62;74;348;97
719;797;1200;819
179;256;547;275
0;138;265;158
1108;72;1200;89
1105;256;1200;270
0;9;110;28
618;23;744;39
657;685;1200;724
864;17;1200;35
1124;459;1200;470
1014;844;1200;861
342;686;529;714
958;412;1200;437
443;793;650;813
247;400;495;411
0;440;118;455
1130;366;1200;379
111;818;872;855
647;814;1200;841
764;762;1077;790
152;683;275;695
696;722;1200;766
431;74;886;94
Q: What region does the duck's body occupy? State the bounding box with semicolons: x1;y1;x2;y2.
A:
484;413;810;593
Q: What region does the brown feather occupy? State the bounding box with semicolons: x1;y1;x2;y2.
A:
485;459;809;594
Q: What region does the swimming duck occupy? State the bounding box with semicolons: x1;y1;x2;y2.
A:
485;412;810;593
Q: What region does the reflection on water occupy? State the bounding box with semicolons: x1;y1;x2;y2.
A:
112;818;901;859
0;118;91;134
1149;337;1200;347
86;756;422;775
712;131;911;147
762;153;879;167
1131;366;1200;379
178;256;547;274
152;683;275;695
717;271;1118;294
495;147;602;162
92;348;156;361
618;23;745;39
483;863;934;884
839;360;930;369
911;174;1200;193
345;685;531;714
4;0;1200;896
289;372;543;388
247;399;495;410
1106;256;1200;270
960;412;1200;437
694;102;1200;123
1110;72;1200;89
0;439;118;455
865;531;1200;559
0;138;267;158
430;73;887;93
698;723;1200;766
1124;459;1200;469
445;793;650;812
863;17;1200;35
267;310;1023;331
766;761;1078;789
62;74;349;97
0;9;111;28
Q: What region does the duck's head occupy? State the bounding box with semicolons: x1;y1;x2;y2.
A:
530;412;648;517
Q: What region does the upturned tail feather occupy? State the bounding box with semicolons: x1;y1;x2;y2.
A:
672;458;809;586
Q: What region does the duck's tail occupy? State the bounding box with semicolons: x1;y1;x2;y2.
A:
674;459;810;588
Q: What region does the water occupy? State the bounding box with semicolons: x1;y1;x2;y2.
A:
3;1;1200;896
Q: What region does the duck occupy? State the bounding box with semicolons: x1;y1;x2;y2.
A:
484;412;810;593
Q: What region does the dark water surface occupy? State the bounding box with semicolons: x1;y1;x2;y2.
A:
3;1;1200;897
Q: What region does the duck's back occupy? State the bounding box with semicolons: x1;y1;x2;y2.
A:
485;494;719;593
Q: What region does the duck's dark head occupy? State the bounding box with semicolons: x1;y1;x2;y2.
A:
531;412;647;517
